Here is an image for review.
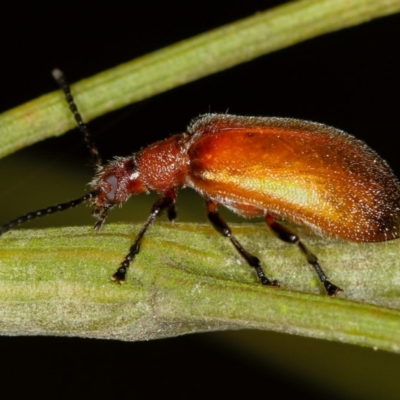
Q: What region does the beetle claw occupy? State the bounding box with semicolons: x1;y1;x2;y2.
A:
261;277;280;287
324;280;343;296
112;267;127;284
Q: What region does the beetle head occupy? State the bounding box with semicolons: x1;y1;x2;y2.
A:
90;156;146;229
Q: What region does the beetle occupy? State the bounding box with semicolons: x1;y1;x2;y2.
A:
2;69;400;296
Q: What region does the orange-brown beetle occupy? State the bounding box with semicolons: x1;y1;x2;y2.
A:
2;70;400;296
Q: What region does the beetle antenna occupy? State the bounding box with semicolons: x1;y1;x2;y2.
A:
0;190;99;236
52;68;102;167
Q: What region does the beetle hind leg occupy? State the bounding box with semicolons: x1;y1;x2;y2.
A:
206;200;279;287
266;212;342;296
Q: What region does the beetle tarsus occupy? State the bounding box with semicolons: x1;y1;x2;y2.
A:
261;277;280;287
324;280;343;297
112;266;127;283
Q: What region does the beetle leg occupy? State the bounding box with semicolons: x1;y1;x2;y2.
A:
167;203;177;222
265;213;342;296
207;200;279;287
112;193;176;283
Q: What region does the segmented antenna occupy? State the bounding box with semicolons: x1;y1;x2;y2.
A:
0;70;103;236
52;68;102;167
0;191;99;236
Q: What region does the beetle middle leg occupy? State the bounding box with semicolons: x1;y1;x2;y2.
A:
167;203;177;222
206;200;279;287
265;212;342;296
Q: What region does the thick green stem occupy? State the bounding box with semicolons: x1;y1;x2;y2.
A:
1;223;400;352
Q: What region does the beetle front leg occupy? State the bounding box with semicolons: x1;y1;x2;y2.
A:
207;200;279;287
112;193;176;283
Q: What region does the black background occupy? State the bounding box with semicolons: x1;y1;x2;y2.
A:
1;1;400;399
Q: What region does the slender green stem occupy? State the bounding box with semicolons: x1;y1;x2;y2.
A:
1;0;400;158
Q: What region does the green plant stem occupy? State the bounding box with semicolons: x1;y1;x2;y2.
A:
1;0;400;158
1;223;400;351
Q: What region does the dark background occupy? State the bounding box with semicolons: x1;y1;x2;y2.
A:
1;1;400;398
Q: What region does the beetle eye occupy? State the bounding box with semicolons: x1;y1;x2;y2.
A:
105;174;118;202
